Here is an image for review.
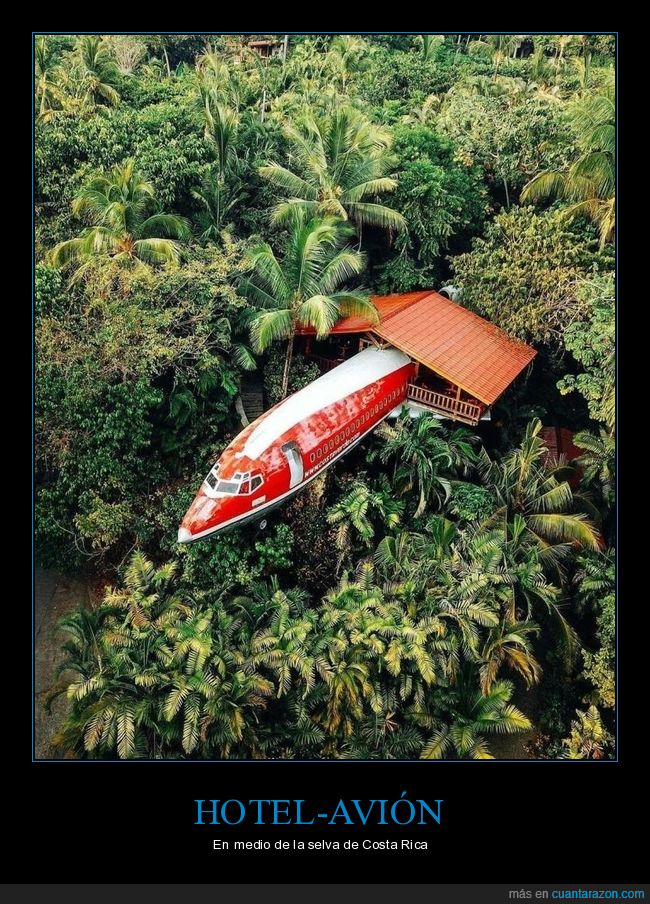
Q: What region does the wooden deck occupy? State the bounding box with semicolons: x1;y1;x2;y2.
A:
407;384;482;426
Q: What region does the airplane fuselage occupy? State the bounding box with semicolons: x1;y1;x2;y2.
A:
178;347;414;543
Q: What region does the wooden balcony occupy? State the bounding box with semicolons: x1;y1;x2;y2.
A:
306;353;344;373
407;384;482;426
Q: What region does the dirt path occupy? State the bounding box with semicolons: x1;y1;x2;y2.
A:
34;568;91;759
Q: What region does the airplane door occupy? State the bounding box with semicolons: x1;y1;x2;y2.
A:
281;441;304;489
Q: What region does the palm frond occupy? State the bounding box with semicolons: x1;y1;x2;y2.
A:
345;202;407;231
250;309;293;352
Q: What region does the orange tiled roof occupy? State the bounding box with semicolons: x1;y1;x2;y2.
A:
298;291;536;406
373;292;536;406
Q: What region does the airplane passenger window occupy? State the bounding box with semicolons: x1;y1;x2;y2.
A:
310;453;315;463
317;448;322;458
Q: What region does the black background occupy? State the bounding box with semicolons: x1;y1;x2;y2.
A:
22;30;638;886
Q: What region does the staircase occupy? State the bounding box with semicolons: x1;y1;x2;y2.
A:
239;373;265;424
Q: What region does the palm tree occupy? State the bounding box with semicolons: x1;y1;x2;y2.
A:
202;89;240;179
51;554;190;759
521;87;615;247
415;35;444;61
35;37;64;119
562;705;610;759
478;620;541;695
51;552;279;759
196;50;240;109
251;590;323;697
50;159;190;282
574;428;615;511
573;548;615;614
198;668;275;757
468;35;523;78
420;676;531;759
401;93;440;126
321;652;378;739
326;35;369;89
191;82;245;239
191;170;241;242
259;106;406;233
377;415;477;517
74;35;121;108
241;208;377;398
327;478;403;569
478;419;601;568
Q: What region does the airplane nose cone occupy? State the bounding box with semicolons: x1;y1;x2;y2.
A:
177;527;193;544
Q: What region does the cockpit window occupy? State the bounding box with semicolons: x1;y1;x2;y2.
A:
203;467;264;497
214;480;239;494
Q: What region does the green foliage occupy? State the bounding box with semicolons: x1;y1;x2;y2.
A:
35;263;66;318
35;241;252;568
176;528;264;591
259;105;406;233
35;95;207;246
420;676;531;760
50;158;191;281
452;206;612;344
360;48;460;107
255;524;295;572
574;550;615;710
522;87;615;246
327;475;403;570
374;125;487;291
263;350;321;407
557;273;615;428
375;414;477;518
439;83;572;203
561;705;612;759
581;593;615;711
448;482;496;523
36;377;162;566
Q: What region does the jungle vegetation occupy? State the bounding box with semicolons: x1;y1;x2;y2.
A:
35;33;616;760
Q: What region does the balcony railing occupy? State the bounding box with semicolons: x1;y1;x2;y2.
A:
306;353;343;373
407;384;482;426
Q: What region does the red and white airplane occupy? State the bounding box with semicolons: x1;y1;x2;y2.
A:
177;347;414;543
